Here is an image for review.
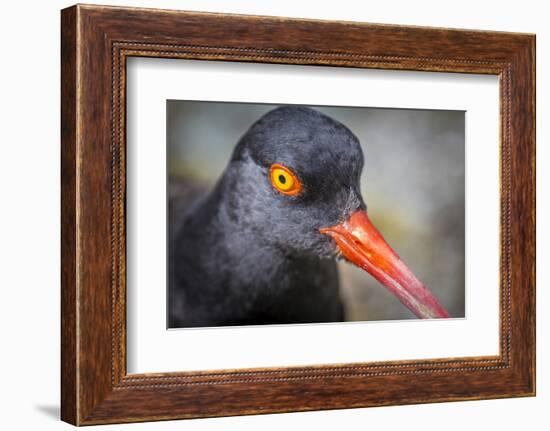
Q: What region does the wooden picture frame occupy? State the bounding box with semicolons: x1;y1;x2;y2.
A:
61;4;535;425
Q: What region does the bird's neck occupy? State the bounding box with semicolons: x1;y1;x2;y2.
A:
172;172;316;291
169;173;341;326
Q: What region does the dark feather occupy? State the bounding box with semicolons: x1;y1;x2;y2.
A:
169;107;365;327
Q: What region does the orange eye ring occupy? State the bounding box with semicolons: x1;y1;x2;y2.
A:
269;163;302;196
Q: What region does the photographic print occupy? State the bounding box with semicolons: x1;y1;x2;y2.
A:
61;6;535;423
168;102;465;328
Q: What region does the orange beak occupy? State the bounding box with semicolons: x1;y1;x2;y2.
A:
320;210;450;319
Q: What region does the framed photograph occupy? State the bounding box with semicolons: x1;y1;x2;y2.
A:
61;4;535;425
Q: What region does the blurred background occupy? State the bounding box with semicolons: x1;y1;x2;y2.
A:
167;101;465;321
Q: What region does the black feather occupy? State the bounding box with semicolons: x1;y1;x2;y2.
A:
169;106;365;327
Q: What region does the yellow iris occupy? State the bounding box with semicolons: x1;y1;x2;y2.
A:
269;164;302;196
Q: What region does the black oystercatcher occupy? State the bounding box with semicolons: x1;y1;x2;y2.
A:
169;106;449;328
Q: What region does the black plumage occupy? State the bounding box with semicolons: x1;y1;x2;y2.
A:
169;106;366;328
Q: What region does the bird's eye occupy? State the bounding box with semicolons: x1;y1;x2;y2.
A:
269;163;302;196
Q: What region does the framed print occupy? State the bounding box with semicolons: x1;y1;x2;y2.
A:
61;4;535;425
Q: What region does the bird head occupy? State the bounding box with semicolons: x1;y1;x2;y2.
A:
220;106;449;319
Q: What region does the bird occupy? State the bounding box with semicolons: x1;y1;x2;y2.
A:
168;106;449;328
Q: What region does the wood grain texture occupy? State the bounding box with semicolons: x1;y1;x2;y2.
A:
60;4;536;425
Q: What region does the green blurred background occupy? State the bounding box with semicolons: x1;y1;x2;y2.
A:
167;101;465;321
